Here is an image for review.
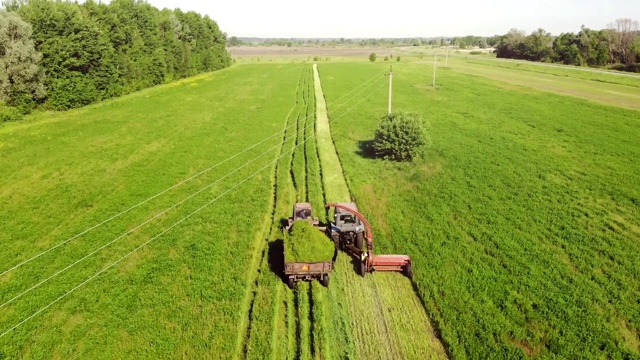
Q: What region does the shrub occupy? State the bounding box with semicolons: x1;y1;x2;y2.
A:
373;112;428;161
369;53;377;62
469;50;483;55
610;63;640;73
313;56;321;61
384;56;389;61
396;56;401;61
0;104;23;122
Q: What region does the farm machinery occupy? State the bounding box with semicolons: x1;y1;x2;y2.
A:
280;202;413;289
282;203;333;288
283;202;324;232
326;202;413;278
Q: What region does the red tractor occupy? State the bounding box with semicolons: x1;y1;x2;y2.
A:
326;203;413;278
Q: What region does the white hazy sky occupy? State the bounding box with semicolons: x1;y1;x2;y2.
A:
145;0;639;38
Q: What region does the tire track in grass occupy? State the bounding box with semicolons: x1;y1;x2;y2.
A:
313;63;448;359
240;64;335;360
244;76;304;359
313;63;395;358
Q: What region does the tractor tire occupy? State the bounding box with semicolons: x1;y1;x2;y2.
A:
332;235;341;250
321;274;329;287
358;261;366;277
287;277;296;289
404;263;413;279
355;233;364;250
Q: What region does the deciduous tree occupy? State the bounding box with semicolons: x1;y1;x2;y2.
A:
0;10;45;113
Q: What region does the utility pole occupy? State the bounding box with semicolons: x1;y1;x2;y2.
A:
445;46;449;67
432;52;437;87
388;66;393;115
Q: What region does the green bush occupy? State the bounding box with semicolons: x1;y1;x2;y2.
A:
0;104;23;122
373;112;428;161
369;53;377;62
469;50;483;55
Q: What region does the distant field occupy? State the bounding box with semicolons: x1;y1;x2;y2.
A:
460;56;640;83
229;45;397;57
448;58;640;110
320;62;640;358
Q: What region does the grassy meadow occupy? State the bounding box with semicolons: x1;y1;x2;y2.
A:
0;64;302;358
319;61;640;358
1;49;639;360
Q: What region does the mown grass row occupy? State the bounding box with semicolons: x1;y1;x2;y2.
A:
0;64;303;358
240;64;348;360
319;61;640;359
313;64;447;359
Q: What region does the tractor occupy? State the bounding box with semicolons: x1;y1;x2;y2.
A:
283;202;323;232
328;203;366;251
326;203;413;278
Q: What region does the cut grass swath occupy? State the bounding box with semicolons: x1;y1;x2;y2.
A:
313;63;448;359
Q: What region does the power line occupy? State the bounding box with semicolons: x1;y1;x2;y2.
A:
0;79;387;339
0;75;387;309
0;69;385;278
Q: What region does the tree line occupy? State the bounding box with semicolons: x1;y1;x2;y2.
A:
228;36;459;48
495;19;640;71
1;0;230;122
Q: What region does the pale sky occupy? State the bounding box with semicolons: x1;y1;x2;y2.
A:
145;0;639;38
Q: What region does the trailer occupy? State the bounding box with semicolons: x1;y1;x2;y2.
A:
283;204;335;288
283;257;333;289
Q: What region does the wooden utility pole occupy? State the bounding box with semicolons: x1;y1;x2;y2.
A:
388;66;393;115
433;52;437;87
445;46;449;67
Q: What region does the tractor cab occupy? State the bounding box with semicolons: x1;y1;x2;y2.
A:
330;203;366;250
284;203;321;232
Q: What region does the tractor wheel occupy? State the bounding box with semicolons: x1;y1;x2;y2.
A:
321;274;329;287
287;277;296;289
404;263;413;279
358;261;366;277
355;233;364;250
332;235;340;250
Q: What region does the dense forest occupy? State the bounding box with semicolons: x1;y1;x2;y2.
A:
0;0;230;121
494;19;640;71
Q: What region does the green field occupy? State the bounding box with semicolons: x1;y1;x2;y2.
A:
0;64;303;357
1;53;640;359
320;62;640;358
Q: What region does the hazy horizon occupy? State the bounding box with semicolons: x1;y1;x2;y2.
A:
144;0;639;38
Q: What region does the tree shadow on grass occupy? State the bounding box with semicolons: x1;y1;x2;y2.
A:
356;140;377;159
268;239;286;285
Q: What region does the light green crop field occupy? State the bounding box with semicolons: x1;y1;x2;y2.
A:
448;58;640;110
458;56;640;87
0;64;303;358
1;53;639;360
319;61;640;358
